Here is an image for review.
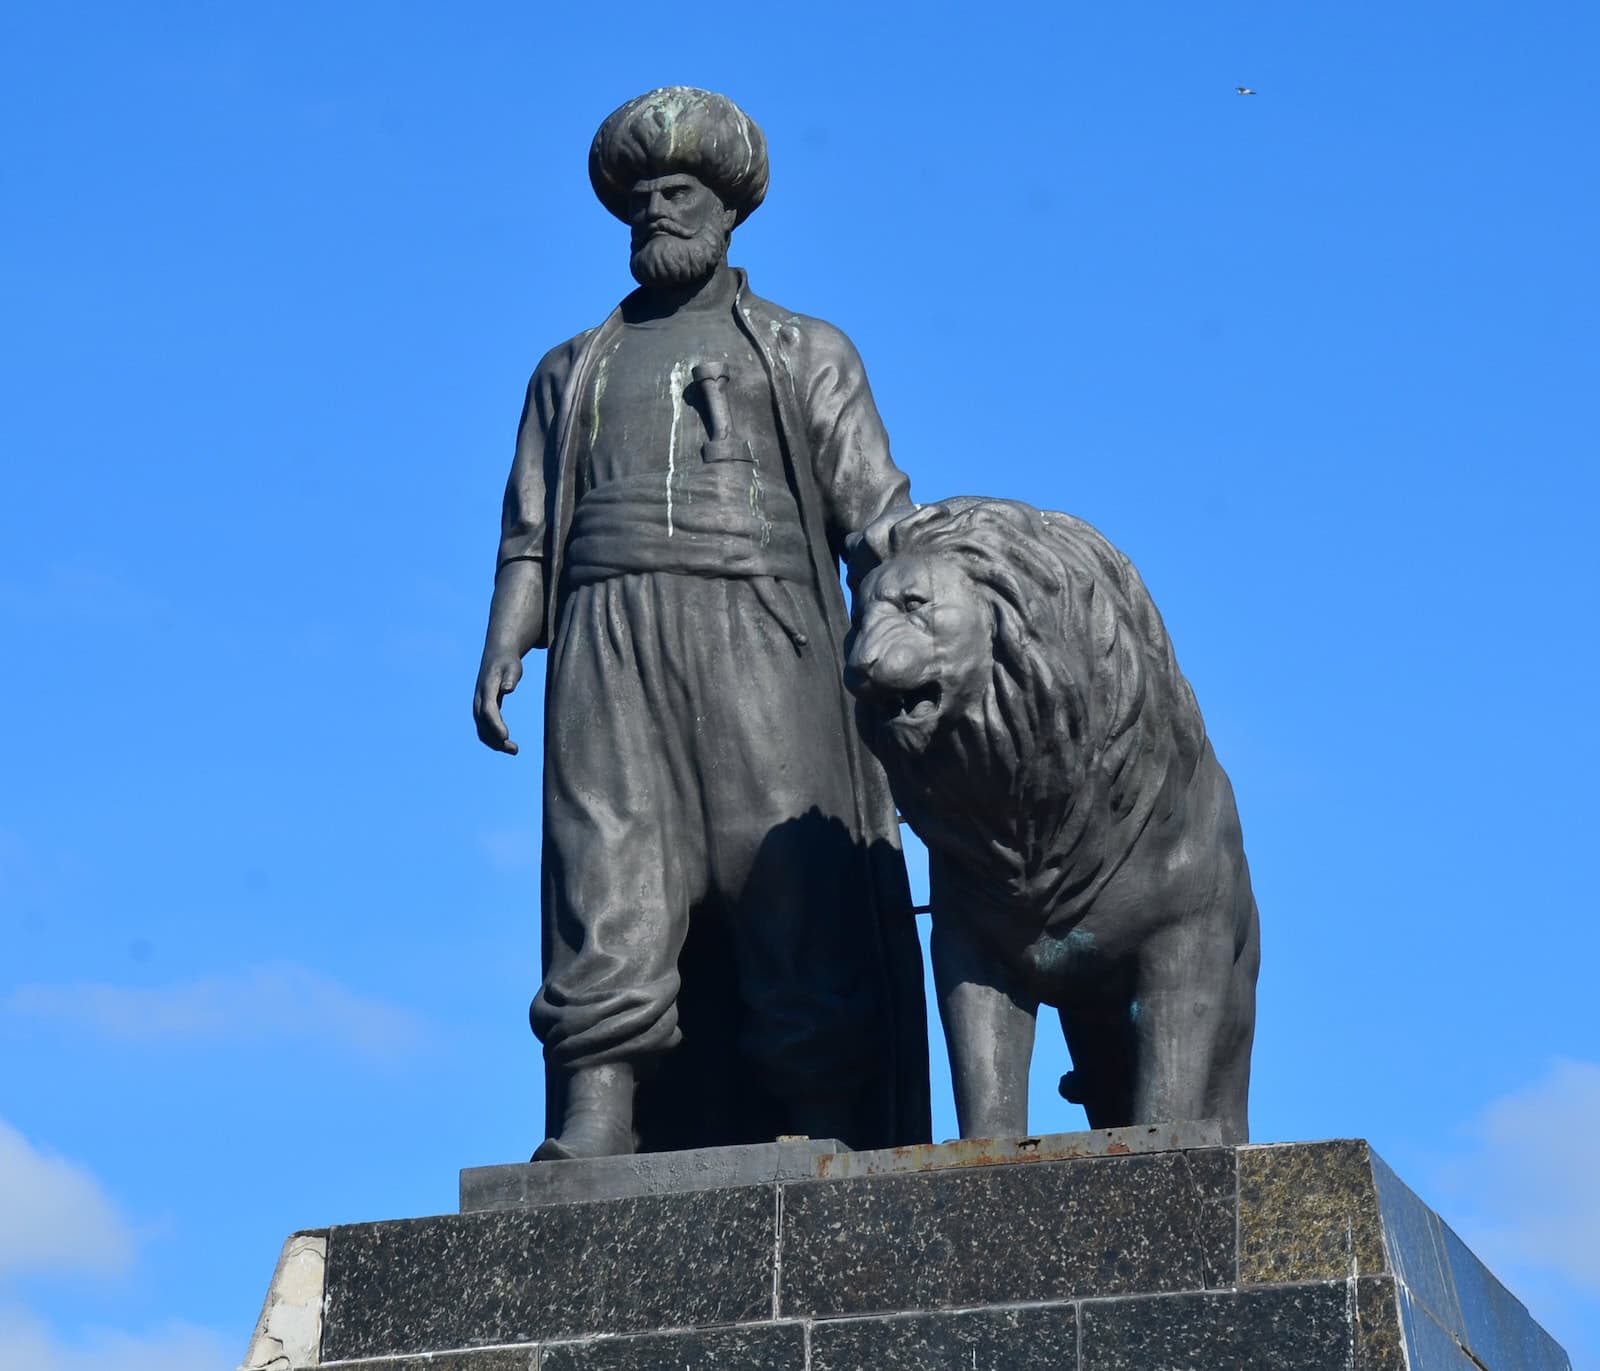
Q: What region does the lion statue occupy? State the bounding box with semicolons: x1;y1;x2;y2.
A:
845;497;1259;1143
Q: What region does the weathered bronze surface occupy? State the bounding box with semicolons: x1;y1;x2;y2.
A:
473;88;928;1160
846;497;1260;1142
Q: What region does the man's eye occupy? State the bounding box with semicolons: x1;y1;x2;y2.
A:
902;595;927;611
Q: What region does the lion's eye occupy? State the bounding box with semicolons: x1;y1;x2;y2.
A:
901;595;928;612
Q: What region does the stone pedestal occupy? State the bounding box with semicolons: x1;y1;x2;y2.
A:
241;1127;1571;1370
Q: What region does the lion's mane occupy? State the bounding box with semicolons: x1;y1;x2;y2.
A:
859;498;1207;918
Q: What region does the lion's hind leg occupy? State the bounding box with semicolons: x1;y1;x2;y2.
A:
1203;896;1260;1144
1125;909;1240;1134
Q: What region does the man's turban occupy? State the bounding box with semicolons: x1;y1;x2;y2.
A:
589;87;769;227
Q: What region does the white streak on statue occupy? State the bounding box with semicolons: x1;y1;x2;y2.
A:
474;88;930;1160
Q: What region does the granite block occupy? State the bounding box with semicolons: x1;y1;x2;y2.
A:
540;1323;806;1369
1370;1154;1464;1337
252;1137;1570;1369
810;1301;1077;1370
1355;1277;1407;1371
1238;1139;1386;1284
461;1139;840;1213
1396;1289;1481;1371
1437;1221;1573;1371
321;1186;774;1361
1078;1283;1352;1370
780;1148;1235;1319
321;1351;535;1370
811;1121;1223;1181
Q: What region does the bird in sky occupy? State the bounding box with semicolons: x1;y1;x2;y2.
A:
1235;86;1258;96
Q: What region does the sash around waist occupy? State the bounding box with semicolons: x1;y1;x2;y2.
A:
564;463;813;588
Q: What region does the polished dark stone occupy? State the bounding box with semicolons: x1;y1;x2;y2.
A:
779;1149;1235;1318
1078;1283;1351;1370
321;1352;534;1370
1235;1149;1571;1370
321;1187;774;1361
1436;1221;1572;1371
1355;1277;1408;1371
540;1323;806;1369
812;1121;1222;1182
1370;1155;1465;1337
810;1302;1076;1370
461;1138;840;1213
261;1138;1570;1370
1238;1140;1385;1284
1398;1294;1488;1371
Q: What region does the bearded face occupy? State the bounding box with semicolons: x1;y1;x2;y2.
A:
627;173;733;289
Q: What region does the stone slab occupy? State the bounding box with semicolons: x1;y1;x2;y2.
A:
1398;1292;1494;1371
811;1120;1222;1181
321;1185;775;1362
460;1137;841;1213
1078;1283;1353;1370
1355;1277;1409;1371
460;1123;1217;1214
240;1231;326;1371
779;1146;1236;1319
1436;1221;1572;1371
269;1137;1571;1369
540;1323;806;1369
321;1351;534;1370
1238;1138;1387;1283
1371;1152;1572;1370
809;1302;1077;1370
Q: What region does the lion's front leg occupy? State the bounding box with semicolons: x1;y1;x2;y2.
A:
931;913;1039;1139
1128;918;1232;1130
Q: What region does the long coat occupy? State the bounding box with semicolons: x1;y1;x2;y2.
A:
499;269;932;1148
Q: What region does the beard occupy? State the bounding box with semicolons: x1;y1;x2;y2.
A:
630;220;727;288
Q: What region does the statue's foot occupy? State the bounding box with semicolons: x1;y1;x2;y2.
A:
784;1090;859;1150
531;1062;635;1162
532;1136;576;1162
531;1119;633;1162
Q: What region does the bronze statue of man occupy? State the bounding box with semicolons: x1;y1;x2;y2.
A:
473;88;929;1160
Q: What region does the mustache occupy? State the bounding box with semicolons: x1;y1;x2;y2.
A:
631;219;696;248
629;219;726;288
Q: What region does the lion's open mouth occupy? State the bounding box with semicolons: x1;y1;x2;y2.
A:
873;681;943;725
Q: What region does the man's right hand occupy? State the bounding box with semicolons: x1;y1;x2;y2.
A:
474;654;524;754
473;559;545;756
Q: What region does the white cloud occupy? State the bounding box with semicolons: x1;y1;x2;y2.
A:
0;1304;232;1371
1445;1058;1600;1292
0;1120;134;1279
0;1129;232;1369
3;963;429;1063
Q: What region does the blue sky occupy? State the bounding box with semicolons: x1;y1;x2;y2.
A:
2;2;1597;1366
